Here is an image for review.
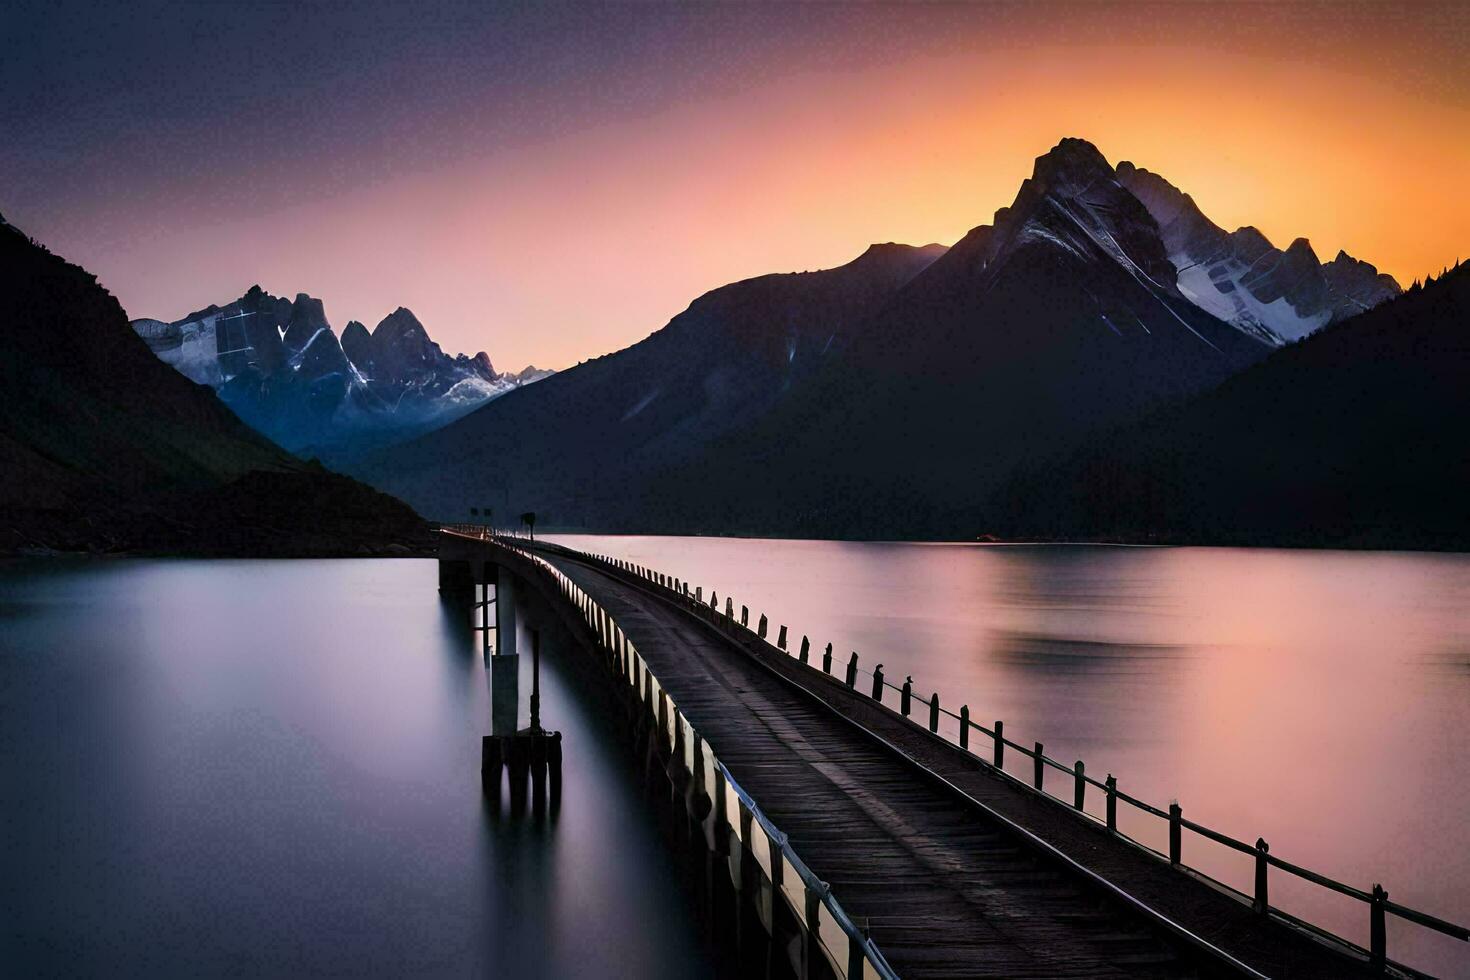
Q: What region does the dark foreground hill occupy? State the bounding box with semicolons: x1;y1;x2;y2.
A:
993;262;1470;550
0;215;430;556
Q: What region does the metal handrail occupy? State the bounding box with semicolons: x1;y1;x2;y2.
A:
524;536;1470;974
467;532;896;980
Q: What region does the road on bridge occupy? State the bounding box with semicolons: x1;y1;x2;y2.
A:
535;546;1379;980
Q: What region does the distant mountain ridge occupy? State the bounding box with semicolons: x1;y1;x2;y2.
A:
1116;162;1400;344
133;292;552;455
0;214;428;555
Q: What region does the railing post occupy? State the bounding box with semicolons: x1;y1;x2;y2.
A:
757;613;767;639
871;664;884;701
847;916;867;980
741;605;749;628
1254;838;1269;914
695;586;702;603
1169;802;1182;866
1033;742;1044;790
928;692;940;733
1105;775;1117;831
799;636;810;664
994;720;1004;768
844;652;858;687
777;625;787;650
1370;884;1387;971
803;883;823;978
901;676;912;716
822;643;833;674
725;597;733;619
1073;761;1085;810
959;705;970;750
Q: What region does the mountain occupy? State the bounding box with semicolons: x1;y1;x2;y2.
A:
133;293;550;455
349;138;1289;537
0;214;428;556
637;137;1275;536
343;240;948;526
993;261;1470;550
1116;162;1400;344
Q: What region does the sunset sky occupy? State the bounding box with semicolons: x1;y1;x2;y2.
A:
5;1;1468;370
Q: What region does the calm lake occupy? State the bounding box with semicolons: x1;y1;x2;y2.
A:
3;542;1468;976
0;558;715;978
555;536;1470;977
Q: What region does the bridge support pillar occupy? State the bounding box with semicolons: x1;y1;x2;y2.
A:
491;565;520;736
495;565;519;659
491;655;520;736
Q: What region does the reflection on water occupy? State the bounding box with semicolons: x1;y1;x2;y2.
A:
556;536;1470;976
0;558;714;978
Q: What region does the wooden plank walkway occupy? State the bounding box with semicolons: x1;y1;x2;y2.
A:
537;548;1384;980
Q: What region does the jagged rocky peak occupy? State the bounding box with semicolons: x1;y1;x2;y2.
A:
1227;226;1275;264
982;137;1178;290
283;292;331;350
369;307;444;383
340;320;373;375
468;351;495;381
1323;250;1401;319
374;306;429;341
1114;160;1401;344
448;351;496;382
1031;136;1117;193
132;289;552;454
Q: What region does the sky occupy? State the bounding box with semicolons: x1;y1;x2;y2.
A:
4;1;1469;371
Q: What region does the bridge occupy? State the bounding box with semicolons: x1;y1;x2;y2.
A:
439;529;1467;979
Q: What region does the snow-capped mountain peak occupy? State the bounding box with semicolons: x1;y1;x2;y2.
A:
132;290;551;454
1115;161;1400;344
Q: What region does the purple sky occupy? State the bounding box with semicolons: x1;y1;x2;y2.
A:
4;2;1468;370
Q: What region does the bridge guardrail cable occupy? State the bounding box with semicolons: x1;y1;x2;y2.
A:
458;531;896;980
471;532;1470;978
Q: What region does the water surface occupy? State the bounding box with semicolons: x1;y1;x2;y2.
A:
555;536;1470;976
0;558;713;978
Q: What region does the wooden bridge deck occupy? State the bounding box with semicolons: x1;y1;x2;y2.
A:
523;545;1380;980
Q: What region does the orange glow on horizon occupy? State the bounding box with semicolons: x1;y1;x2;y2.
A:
52;29;1470;370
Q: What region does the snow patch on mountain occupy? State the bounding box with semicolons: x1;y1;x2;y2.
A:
132;289;552;453
1175;263;1330;344
1115;161;1400;344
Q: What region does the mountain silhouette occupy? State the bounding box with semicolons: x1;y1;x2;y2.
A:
352;137;1296;536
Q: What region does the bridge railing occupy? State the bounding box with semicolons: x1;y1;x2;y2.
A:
544;540;1469;978
464;531;897;980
